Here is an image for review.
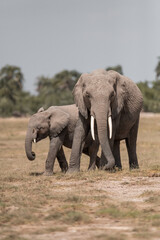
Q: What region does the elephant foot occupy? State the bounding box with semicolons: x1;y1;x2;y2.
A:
116;167;122;171
101;164;109;170
98;166;104;170
102;165;116;172
61;168;68;173
59;163;68;173
99;162;108;170
130;164;139;170
88;166;96;171
115;165;122;171
43;171;53;176
67;167;80;174
88;168;96;171
60;164;68;173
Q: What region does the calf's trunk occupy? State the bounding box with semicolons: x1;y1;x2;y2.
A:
25;128;36;161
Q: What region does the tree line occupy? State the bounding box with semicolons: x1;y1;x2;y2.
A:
0;62;160;117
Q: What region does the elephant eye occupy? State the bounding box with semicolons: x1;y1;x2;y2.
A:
85;92;90;98
110;92;115;100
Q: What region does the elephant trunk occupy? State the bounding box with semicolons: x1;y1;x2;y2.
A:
93;104;115;169
25;128;36;161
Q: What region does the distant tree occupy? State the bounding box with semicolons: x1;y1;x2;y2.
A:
36;70;81;108
0;65;41;116
2;61;160;116
0;65;25;116
36;76;53;95
0;65;24;88
0;65;24;103
137;80;160;112
106;65;123;75
155;57;160;80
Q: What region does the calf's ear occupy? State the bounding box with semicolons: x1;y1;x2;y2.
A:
49;109;69;137
37;107;44;113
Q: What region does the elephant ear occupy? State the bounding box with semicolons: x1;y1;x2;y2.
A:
37;107;44;113
72;74;88;119
49;108;70;137
108;70;126;116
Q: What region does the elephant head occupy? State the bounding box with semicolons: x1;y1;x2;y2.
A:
25;107;69;161
73;69;140;169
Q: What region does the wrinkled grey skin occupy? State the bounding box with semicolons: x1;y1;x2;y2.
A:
25;104;100;175
68;70;143;172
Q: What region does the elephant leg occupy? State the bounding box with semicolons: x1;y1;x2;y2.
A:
68;114;89;173
99;151;107;169
88;141;99;170
57;146;68;173
113;140;122;169
83;129;100;169
44;133;65;176
83;147;100;169
125;118;140;169
95;156;101;169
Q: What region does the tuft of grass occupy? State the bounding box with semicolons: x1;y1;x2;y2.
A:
96;205;140;219
2;234;27;240
93;233;127;240
0;207;40;226
152;219;160;227
32;226;68;234
132;232;152;240
140;190;154;197
63;210;91;224
146;196;160;203
45;226;67;233
132;226;160;240
45;209;91;224
140;191;160;204
140;191;160;206
45;212;62;221
65;195;83;203
147;214;160;227
150;165;160;171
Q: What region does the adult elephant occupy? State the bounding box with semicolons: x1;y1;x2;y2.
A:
68;69;143;172
25;105;100;175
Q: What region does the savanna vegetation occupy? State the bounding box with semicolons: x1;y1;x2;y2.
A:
0;59;160;117
0;113;160;239
0;60;160;239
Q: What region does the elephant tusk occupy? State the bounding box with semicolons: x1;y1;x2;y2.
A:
91;115;95;141
108;116;112;139
33;139;36;143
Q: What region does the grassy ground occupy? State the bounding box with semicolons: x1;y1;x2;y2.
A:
0;113;160;240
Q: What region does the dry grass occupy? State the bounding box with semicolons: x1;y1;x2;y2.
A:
0;113;160;240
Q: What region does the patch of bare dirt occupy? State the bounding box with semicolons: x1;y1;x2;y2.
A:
140;112;160;118
95;177;160;202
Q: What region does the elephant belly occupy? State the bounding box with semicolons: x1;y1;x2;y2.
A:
114;115;136;141
63;133;74;149
115;127;130;140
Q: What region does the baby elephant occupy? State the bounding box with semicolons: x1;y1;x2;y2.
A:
25;104;100;175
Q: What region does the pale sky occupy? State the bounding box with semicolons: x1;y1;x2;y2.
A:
0;0;160;94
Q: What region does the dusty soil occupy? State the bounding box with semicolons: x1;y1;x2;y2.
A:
1;175;160;240
0;113;160;240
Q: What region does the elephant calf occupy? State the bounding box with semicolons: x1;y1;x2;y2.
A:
25;104;100;175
